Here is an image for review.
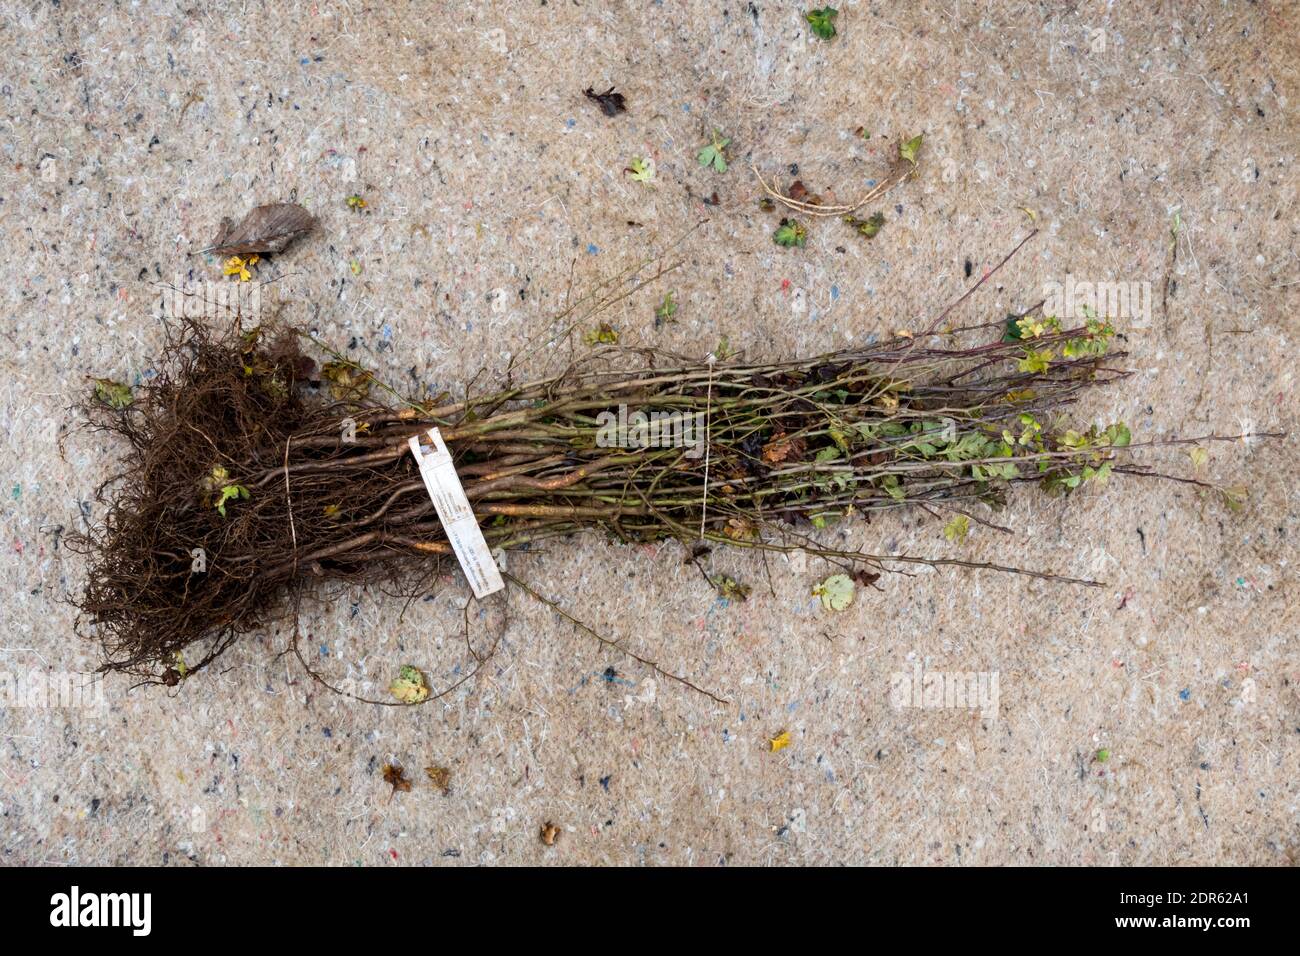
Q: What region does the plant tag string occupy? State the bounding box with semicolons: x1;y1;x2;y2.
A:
407;428;504;599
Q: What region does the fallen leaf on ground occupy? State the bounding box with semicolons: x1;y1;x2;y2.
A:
583;323;619;345
92;378;133;410
769;730;792;752
382;763;412;796
712;575;752;601
389;664;430;704
425;766;452;793
540;822;560;846
813;573;855;611
207;202;316;256
583;86;626;116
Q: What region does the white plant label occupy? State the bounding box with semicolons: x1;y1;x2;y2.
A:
407;427;504;598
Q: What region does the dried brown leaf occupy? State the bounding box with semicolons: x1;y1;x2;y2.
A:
382;763;412;797
583;86;626;117
207;202;317;256
762;433;805;464
540;821;560;846
425;765;452;793
788;180;822;205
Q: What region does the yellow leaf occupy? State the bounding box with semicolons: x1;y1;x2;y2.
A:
222;255;258;282
389;664;430;704
769;730;792;753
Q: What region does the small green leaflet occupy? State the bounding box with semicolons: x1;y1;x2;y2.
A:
805;6;838;40
844;211;884;239
713;575;752;602
93;378;133;409
899;133;924;164
214;483;250;517
654;291;677;327
583;323;619;345
813;573;854;611
626;157;655;184
696;131;730;173
773;218;807;248
943;513;970;543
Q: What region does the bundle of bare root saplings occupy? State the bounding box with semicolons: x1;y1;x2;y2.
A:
72;310;1261;696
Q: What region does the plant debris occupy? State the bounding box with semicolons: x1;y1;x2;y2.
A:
813;574;855;611
773;218;808;247
583;322;619;345
805;7;838;39
583;86;626;116
223;255;259;281
697;130;731;173
321;361;374;401
712;575;752;601
389;664;430;704
206;202;316;257
844;211;885;239
626;157;655;184
92;378;133;410
425;765;452;793
540;822;560;846
654;292;677;328
382;763;412;796
899;133;924;165
769;730;792;752
943;513;970;543
788;180;821;205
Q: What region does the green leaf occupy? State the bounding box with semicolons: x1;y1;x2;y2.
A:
943;513;970;543
899;133;924;164
389;664;430;704
214;483;250;517
626;156;655;184
813;573;854;611
583;322;619;345
804;6;838;40
814;446;841;463
654;291;677;327
1017;348;1053;373
1108;422;1131;447
696;131;731;173
844;211;884;239
712;575;752;602
773;218;808;248
1220;485;1248;512
1002;314;1023;342
92;378;134;410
